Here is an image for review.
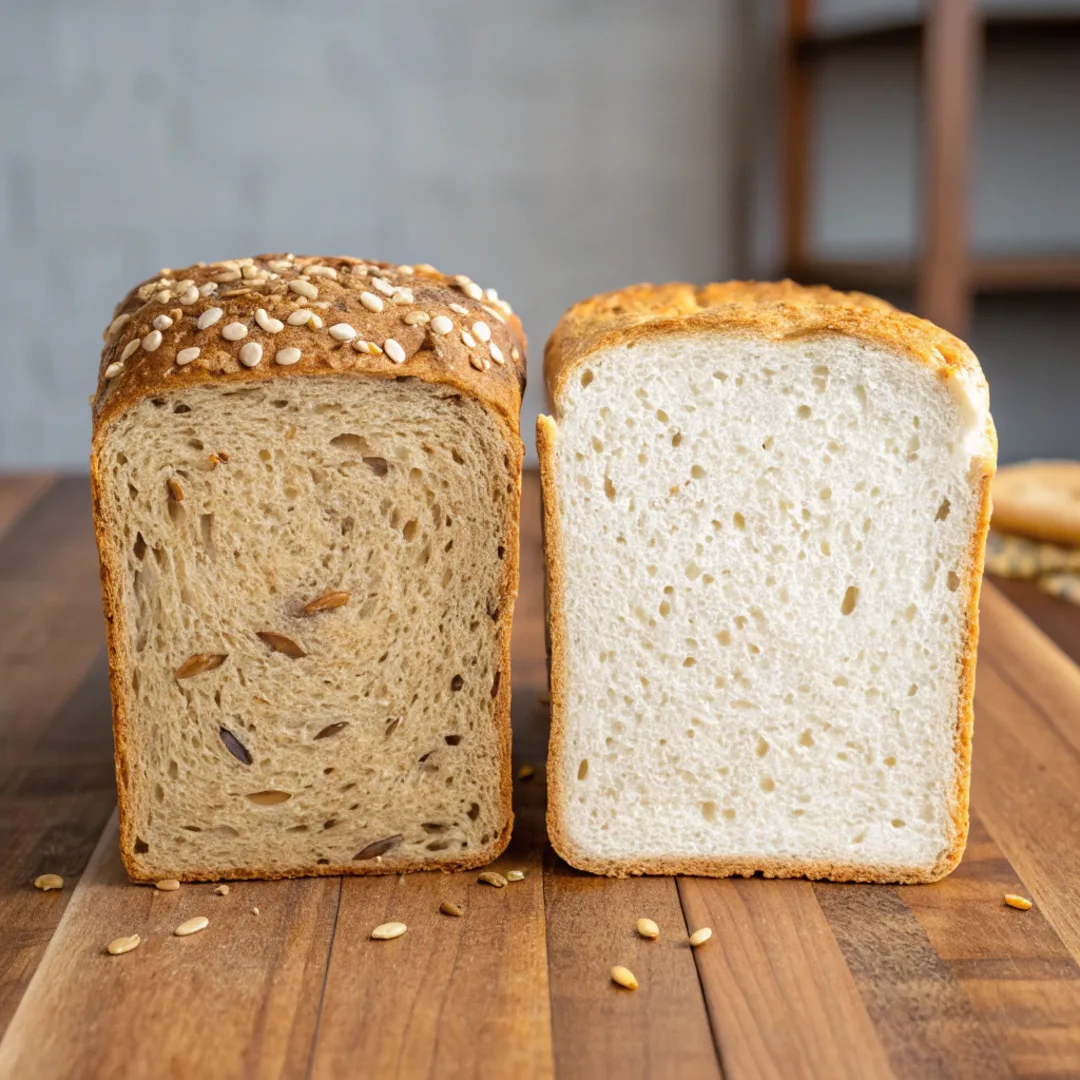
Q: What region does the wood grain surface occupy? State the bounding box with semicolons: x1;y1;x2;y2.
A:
0;473;1079;1080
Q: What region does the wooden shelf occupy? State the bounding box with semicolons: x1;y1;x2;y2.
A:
786;255;1080;295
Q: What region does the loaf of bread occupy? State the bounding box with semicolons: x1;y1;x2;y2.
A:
91;255;525;881
538;281;996;883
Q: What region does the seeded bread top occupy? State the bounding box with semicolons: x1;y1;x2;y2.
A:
93;254;527;435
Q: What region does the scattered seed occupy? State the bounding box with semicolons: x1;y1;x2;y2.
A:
489;342;505;365
179;286;200;304
239;342;263;368
371;277;395;296
175;653;228;679
1005;894;1033;911
221;321;248;341
305;264;337;279
197;307;223;330
371;921;407;940
142;329;163;352
302;591;350;614
287;309;314;326
152;314;174;331
353;339;382;355
174;916;209;937
403;310;430;326
155;879;181;891
478;871;508;888
167;478;183;501
430;315;453;336
106;313;132;339
176;346;201;366
154;289;172;303
449;303;469;316
471;321;491;343
257;631;306;658
254;308;285;333
213;269;242;283
391;288;414;304
384;338;406;364
637;918;660;940
275;347;302;366
33;874;63;891
360;291;384;313
215;884;230;896
329;323;357;342
517;763;535;781
199;282;218;297
611;966;638;990
506;870;525;882
252;907;260;915
689;927;713;947
104;362;123;379
461;330;477;348
107;934;141;956
469;352;488;372
120;339;141;362
440;901;464;917
289;279;319;300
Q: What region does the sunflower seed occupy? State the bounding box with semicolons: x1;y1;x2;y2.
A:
439;901;464;917
107;934;141;955
506;870;525;882
314;721;349;740
1004;894;1033;911
215;884;230;896
174;916;209;936
689;927;713;947
354;835;403;860
371;921;407;940
33;874;63;891
302;590;350;614
636;918;659;940
176;347;201;366
257;631;306;658
155;879;181;891
611;966;638;990
175;653;228;679
288;279;319;299
477;871;507;888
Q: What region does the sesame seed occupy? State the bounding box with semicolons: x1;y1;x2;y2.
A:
275;347;301;366
463;282;483;300
120;339;140;362
104;361;123;379
472;321;491;343
308;313;323;329
415;263;437;273
689;927;713;947
469;353;488;371
152;314;174;331
352;339;382;355
176;347;201;366
306;264;338;279
289;279;319;300
481;304;506;324
511;347;520;361
106;313;132;338
449;303;469;316
485;287;499;302
360;291;384;313
286;310;313;326
461;330;477;348
142;329;163;352
199;282;218;297
179;286;199;304
430;315;453;336
384;338;406;364
489;342;505;365
372;277;395;296
403;311;430;326
329;323;357;342
239;342;263;367
254;308;285;334
391;288;414;304
221;322;248;341
213;269;242;284
453;274;471;288
399;265;414;275
197;307;224;330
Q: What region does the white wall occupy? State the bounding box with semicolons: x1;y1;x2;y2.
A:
0;0;741;469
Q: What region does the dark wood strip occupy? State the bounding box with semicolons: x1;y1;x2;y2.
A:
0;476;53;541
0;476;96;585
679;877;892;1080
989;576;1080;670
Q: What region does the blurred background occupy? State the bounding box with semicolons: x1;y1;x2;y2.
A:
0;0;1077;468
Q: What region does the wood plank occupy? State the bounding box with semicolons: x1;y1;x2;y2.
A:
989;575;1080;669
678;876;892;1080
0;814;339;1080
898;814;1080;1077
0;475;52;540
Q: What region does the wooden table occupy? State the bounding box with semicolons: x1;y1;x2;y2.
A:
1;472;1079;1079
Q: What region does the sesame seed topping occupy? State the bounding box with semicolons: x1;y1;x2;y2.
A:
104;361;123;379
308;313;324;329
485;287;499;302
384;338;406;364
372;277;395;297
152;314;174;331
463;282;483;300
471;321;491;343
489;341;505;364
254;308;285;334
275;347;301;366
398;265;414;275
469;352;488;371
236;257;254;267
360;291;384;313
239;342;263;367
461;330;477;348
154;289;172;304
430;315;453;336
482;304;506;324
403;311;430;326
142;329;163;352
266;260;293;272
329;323;357;342
120;339;140;362
241;265;260;280
305;264;338;279
511;346;520;362
391;288;414;304
449;303;469;316
453;274;471;288
175;279;195;291
197;307;224;330
199;282;218;297
179;286;199;304
106;313;132;338
176;347;201;366
213;269;242;284
352;339;383;355
289;279;319;300
286;310;312;326
221;321;248;341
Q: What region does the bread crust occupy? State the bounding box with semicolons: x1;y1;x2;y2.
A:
539;279;997;884
991;460;1080;546
90;255;524;882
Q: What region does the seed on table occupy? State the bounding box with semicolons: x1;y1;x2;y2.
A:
636;918;659;940
155;879;180;891
107;934;141;956
506;870;525;882
33;874;64;891
371;921;407;940
516;763;536;781
478;871;508;888
252;907;260;915
611;965;638;990
1004;894;1033;911
215;884;230;896
439;901;464;917
689;927;713;947
174;916;209;937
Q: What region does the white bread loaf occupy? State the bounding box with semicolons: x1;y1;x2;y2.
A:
538;281;996;883
91;255;525;881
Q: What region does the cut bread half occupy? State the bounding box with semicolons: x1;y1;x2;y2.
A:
539;281;996;883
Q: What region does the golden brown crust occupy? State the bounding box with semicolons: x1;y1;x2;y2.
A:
91;254;524;882
540;279;997;884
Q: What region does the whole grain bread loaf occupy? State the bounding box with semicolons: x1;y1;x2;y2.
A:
91;255;525;881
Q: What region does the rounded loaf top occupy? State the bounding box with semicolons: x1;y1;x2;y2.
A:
94;254;526;432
